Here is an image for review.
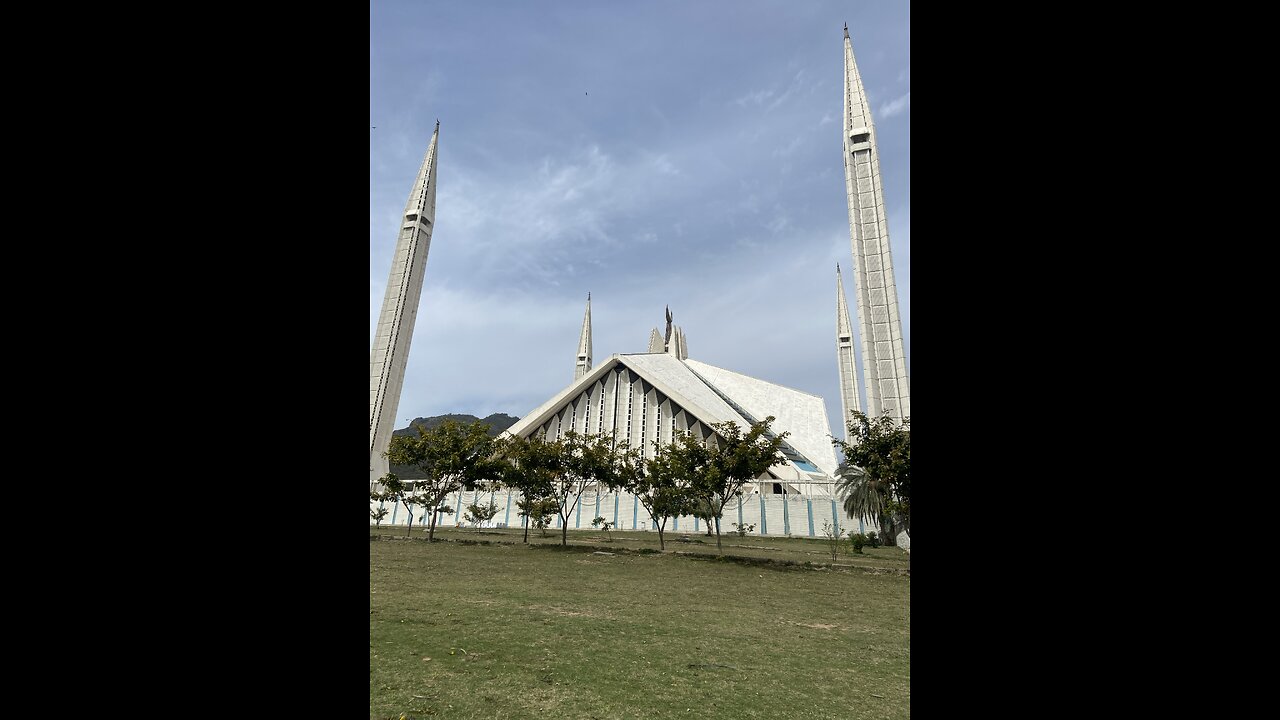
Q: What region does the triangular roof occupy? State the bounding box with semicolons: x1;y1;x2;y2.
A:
685;359;840;478
505;353;751;439
505;353;839;485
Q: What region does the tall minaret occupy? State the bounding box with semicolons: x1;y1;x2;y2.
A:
841;25;910;422
574;293;593;380
835;263;862;440
369;121;440;489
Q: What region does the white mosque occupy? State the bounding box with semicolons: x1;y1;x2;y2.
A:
370;27;908;538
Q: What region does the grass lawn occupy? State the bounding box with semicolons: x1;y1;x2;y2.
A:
370;529;909;719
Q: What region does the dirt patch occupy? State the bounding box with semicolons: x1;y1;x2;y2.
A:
524;604;608;619
784;620;840;630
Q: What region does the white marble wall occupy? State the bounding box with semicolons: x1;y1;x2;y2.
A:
371;489;879;539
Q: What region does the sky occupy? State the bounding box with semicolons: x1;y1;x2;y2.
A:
371;0;909;440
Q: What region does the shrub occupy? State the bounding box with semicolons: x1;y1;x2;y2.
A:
731;522;756;537
591;516;616;541
821;520;843;562
866;531;880;548
848;531;866;554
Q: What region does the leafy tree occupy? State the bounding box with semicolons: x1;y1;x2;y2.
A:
464;499;500;531
495;435;560;543
383;419;501;541
433;505;454;529
523;498;560;537
689;498;716;537
548;431;619;546
369;488;393;527
614;443;690;551
375;473;420;537
678;418;788;553
833;411;910;545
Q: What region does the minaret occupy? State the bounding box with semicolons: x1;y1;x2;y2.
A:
369;121;440;489
575;293;593;380
647;328;664;353
835;263;862;440
841;25;910;422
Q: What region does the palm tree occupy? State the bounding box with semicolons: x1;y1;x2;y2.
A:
835;462;897;544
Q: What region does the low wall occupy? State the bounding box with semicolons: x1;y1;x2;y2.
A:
370;489;874;538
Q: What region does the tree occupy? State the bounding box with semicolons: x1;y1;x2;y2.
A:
689;499;716;537
369;488;392;527
549;431;619;547
614;442;691;551
375;473;420;538
524;498;560;538
678;418;787;553
832;411;910;545
383;419;501;541
495;435;560;543
464;499;499;531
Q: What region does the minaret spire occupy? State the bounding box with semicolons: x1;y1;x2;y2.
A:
370;122;441;489
574;292;593;380
841;29;910;423
835;263;862;440
661;306;687;361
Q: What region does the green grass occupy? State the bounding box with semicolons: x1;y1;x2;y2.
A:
370;530;910;719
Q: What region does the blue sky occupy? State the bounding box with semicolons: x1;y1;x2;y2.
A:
371;0;909;439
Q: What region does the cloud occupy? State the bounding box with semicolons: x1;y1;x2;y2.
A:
772;134;804;159
877;92;911;119
371;2;911;439
649;153;679;176
767;70;807;111
734;88;775;107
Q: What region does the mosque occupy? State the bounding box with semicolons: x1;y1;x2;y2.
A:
370;27;908;537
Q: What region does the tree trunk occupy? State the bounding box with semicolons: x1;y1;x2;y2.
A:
657;519;665;551
561;517;569;546
523;514;530;543
714;515;722;553
428;510;438;541
880;516;897;546
404;502;414;537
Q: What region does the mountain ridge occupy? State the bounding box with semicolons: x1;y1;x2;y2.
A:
387;412;520;479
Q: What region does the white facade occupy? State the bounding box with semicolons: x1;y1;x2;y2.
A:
372;486;873;539
506;352;839;498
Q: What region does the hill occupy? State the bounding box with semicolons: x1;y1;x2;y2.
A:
388;413;520;479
